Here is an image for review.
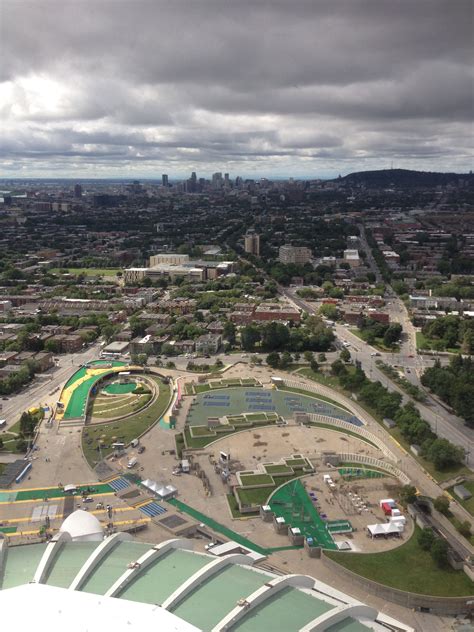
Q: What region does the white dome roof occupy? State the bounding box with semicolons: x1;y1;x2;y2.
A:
60;510;103;542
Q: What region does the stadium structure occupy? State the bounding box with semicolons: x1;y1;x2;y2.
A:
0;509;414;632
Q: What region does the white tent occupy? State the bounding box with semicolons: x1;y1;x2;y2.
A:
141;479;154;490
367;522;403;537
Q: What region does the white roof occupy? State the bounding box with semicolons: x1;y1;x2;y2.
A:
59;510;103;541
368;522;403;535
0;584;199;632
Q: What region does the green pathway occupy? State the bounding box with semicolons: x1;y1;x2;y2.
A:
62;361;127;419
167;498;302;555
269;479;337;550
0;483;113;502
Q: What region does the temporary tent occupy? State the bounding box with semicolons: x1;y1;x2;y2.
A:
367;522;403;537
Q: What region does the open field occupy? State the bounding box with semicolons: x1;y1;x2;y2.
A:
416;332;459;353
325;526;474;596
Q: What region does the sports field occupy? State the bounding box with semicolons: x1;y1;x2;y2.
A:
269;479;337;550
57;361;127;420
186;387;360;427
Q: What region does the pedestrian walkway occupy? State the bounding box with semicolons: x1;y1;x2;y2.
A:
167;498;302;556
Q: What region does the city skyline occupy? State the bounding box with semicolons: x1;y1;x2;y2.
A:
1;0;473;178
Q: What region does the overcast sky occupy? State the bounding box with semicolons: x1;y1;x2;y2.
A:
0;0;473;179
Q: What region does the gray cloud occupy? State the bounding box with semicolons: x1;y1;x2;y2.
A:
0;0;472;177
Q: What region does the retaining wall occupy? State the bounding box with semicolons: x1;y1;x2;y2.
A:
321;552;473;616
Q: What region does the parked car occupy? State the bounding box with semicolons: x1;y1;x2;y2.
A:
137;446;145;454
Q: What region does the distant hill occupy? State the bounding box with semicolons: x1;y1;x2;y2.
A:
334;168;473;188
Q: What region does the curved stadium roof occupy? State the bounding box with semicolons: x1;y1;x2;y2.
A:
0;533;412;632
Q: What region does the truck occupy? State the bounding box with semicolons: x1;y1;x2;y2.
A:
127;457;138;469
181;459;190;473
130;439;140;448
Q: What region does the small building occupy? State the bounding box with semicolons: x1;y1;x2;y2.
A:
102;340;130;355
453;484;472;502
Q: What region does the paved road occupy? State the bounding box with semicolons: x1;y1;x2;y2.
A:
279;285;473;469
0;343;101;433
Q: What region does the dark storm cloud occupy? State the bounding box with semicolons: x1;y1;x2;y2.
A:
0;0;472;176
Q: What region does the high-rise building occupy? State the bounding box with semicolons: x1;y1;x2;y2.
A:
244;230;260;256
162;174;169;187
211;172;223;189
279;244;312;264
74;184;82;198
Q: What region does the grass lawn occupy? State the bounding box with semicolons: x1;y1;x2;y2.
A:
91;394;151;419
184;425;236;449
82;378;171;466
240;473;274;486
449;480;474;516
295;368;350;398
190;426;215;437
244;413;268;421
50;267;120;277
325;526;474;597
194;384;211;393
236;485;275;507
227;493;243;518
416;332;460;354
264;464;293;474
280;378;351;412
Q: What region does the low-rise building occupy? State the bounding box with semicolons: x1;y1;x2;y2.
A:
195;333;222;355
254;303;301;322
279;244;312;264
343;249;360;268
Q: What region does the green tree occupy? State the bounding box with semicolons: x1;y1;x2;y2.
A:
310;358;319;372
383;323;402;347
260;322;290;351
280;351;292;369
417;528;435;551
266;351;281;369
319;303;338;321
223;321;236;346
427;439;464;470
240;325;261;351
430;538;449;568
399;485;417;506
318;353;327;362
340;348;351;362
433;495;450;516
457;521;472;539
